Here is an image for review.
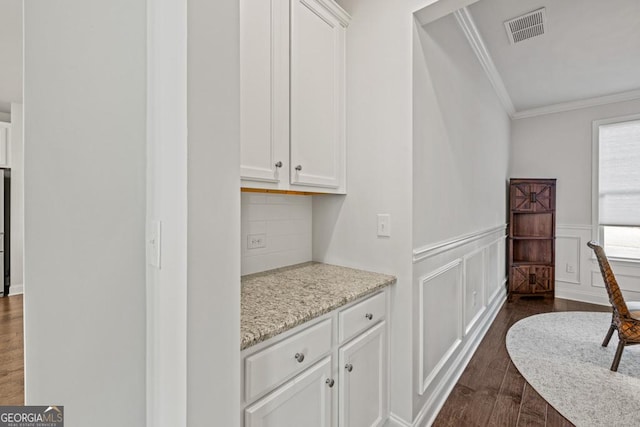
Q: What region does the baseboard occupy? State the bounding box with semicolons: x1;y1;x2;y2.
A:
389;287;507;427
385;414;411;427
8;284;23;296
555;286;608;307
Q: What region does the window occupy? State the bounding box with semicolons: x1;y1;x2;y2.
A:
595;116;640;259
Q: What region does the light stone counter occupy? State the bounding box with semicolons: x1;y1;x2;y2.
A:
241;262;396;350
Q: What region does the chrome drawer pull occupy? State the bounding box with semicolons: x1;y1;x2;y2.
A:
325;378;335;388
345;363;353;372
365;313;373;320
294;353;305;363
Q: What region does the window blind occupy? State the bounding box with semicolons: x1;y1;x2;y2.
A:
599;119;640;226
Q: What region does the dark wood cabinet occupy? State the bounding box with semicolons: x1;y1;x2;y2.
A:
508;178;556;300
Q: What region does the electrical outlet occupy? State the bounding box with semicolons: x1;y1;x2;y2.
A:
566;263;575;273
247;233;266;249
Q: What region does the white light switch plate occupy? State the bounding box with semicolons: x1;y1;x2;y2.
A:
377;214;391;237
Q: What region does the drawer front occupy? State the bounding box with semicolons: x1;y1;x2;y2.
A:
339;292;386;343
245;318;332;402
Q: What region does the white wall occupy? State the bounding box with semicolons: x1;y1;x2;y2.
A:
186;0;241;426
411;13;510;424
413;14;510;246
313;0;444;424
10;102;23;294
511;98;640;305
241;193;312;275
23;1;147;425
146;0;187;425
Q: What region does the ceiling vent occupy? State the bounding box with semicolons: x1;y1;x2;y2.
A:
504;8;546;44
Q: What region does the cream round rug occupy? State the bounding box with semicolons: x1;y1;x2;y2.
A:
506;312;640;426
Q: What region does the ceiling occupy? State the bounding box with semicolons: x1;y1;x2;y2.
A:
0;0;22;114
466;0;640;113
2;0;639;117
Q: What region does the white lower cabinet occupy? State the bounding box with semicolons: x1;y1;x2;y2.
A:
242;290;389;427
339;322;387;427
245;357;333;427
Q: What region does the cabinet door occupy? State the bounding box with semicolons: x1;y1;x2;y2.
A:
510;182;555;212
245;357;334;427
290;0;346;191
240;0;289;186
339;322;387;427
510;265;553;294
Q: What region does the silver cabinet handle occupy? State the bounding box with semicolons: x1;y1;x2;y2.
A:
365;313;373;320
345;363;353;372
295;165;302;171
275;161;283;168
325;378;335;388
294;353;305;363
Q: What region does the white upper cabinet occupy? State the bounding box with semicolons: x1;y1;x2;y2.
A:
240;0;289;188
240;0;349;194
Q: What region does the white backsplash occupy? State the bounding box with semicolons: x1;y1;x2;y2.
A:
241;192;312;275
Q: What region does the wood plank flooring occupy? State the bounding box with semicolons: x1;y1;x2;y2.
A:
0;294;23;405
433;297;610;427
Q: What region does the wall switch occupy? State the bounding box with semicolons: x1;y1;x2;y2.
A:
247;233;266;249
566;263;575;273
377;214;391;237
148;220;162;269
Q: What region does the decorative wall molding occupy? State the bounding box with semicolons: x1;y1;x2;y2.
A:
412;287;506;427
414;230;507;425
312;0;351;27
555;235;581;285
453;8;516;116
413;223;507;263
512;89;640;120
557;224;593;231
463;249;486;335
418;259;463;395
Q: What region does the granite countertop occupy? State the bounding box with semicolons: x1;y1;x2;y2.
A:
241;262;396;350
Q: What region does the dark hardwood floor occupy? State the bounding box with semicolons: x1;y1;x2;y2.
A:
433;297;610;427
0;294;23;405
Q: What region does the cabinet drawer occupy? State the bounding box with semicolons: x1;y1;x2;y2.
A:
339;292;386;343
245;318;332;402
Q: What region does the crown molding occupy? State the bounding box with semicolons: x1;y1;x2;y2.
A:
313;0;350;27
512;89;640;120
453;7;516;117
452;8;640;120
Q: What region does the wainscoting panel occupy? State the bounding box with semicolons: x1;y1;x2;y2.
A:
556;235;581;284
463;249;486;335
553;224;640;305
410;225;507;426
418;260;462;395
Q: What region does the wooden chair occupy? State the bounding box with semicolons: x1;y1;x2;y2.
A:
588;241;640;371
